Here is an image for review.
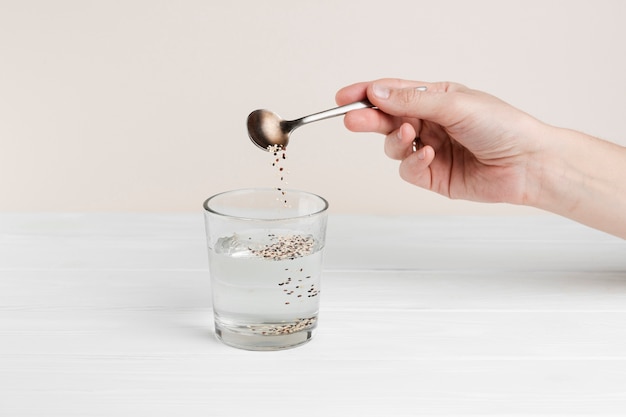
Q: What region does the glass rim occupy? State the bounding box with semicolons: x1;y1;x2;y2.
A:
203;187;329;221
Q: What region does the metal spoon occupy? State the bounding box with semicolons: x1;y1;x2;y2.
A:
246;100;374;151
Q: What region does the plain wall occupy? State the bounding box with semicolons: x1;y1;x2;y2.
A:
1;0;625;215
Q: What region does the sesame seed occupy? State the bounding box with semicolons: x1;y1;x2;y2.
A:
250;234;315;261
248;316;317;335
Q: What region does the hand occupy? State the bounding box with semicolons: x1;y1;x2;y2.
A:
335;78;548;205
336;78;626;239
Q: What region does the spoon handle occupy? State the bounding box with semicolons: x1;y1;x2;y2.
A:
297;100;374;126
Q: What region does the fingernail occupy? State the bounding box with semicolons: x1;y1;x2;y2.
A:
396;129;402;141
372;83;390;99
417;149;426;160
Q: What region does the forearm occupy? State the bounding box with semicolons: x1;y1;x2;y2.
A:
527;125;626;238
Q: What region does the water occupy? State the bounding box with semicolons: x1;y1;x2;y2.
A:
209;230;323;343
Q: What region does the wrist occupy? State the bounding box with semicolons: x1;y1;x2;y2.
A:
524;125;626;238
523;125;579;211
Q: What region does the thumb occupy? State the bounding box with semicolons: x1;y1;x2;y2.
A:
368;81;464;126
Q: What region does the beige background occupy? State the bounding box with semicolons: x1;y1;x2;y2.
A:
1;0;624;215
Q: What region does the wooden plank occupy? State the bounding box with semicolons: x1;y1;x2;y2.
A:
3;269;626;312
2;357;626;416
2;214;625;271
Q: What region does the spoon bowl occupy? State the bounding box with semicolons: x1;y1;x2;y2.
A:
247;100;374;151
246;109;291;151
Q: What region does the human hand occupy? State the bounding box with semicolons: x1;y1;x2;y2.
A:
335;79;549;206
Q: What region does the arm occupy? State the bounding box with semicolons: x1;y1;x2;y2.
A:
530;126;626;238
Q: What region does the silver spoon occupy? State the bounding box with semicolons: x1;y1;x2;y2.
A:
246;100;374;151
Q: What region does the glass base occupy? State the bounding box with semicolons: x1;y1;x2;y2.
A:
215;324;313;351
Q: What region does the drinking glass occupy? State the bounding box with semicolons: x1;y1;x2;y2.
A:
203;188;329;351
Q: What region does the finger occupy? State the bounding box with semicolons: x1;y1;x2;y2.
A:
335;81;370;106
398;145;436;190
342;108;400;134
370;78;434;90
384;122;417;160
337;81;401;133
337;78;432;105
368;80;469;126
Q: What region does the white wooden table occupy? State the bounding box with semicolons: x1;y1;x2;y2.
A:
1;213;626;416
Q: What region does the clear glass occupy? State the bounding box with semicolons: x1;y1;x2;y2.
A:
203;188;329;351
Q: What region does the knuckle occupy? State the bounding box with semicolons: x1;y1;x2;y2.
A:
398;87;422;106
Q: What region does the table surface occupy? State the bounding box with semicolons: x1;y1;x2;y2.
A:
2;213;626;416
